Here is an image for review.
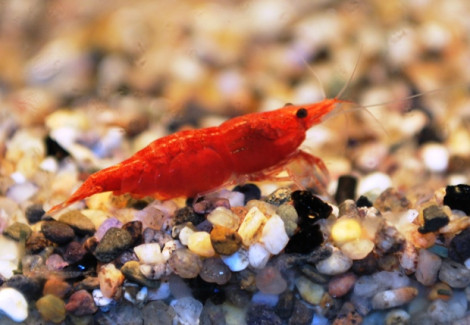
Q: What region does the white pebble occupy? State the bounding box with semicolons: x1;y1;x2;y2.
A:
420;143;449;173
357;172;392;196
40;157;59;173
134;243;165;265
0;288;28;322
0;236;20;278
316;249;353;275
237;207;267;246
6;182;38;203
260;215;288;254
93;289;113;307
248;243;270;269
221;249;249;272
170;296;203;325
161;240;182;261
178;226;195;246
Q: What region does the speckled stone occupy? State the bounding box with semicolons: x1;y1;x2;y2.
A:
122;220;143;245
121;261;160;288
64;241;87;263
43;277;71;298
199;257;231;285
3;222;31;241
168;248;202;279
264;187;292;206
65;289;97;316
246;304;282;325
449;228;470;263
41;220;75;244
439;260;470;288
374;188;411;213
210;225;242;255
288;299;314;325
58;210;95;236
333;302;362;325
275;290;294;319
36;294;66;323
174;206;204;225
94;227;133;262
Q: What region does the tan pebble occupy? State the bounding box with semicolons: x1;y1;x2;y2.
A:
340;239;374;260
36;294;66;324
43;277;71;298
231;206;248;222
428;282;452;301
188;231;215;257
331;218;362;244
237;207;267;246
328;273;357;298
245;200;276;217
295;276;324;305
210;225;242;255
207;207;240;230
372;287;418;309
98;263;125;299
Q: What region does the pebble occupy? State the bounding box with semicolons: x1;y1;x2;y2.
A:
121;261;160;288
246;304;282;325
275;290;294;319
43;277;71;298
316;249;352;275
331;217;362;244
428;282;452;301
332;302;362;325
122;220;143;245
46;253;68;270
300;264;329;284
233;183;261;204
251;292;279;307
427;291;467;324
284;223;324;254
264;187;292;206
58;210;96;236
418;205;449;233
170;296;203;325
168;248;203;278
99;263;125;299
94;227;133;262
207;207;240;230
275;204;298;237
356;195;373;208
199;257;232;285
295;276;324;305
248;243;270;269
36;294;66;323
41;220;75;244
420;142;449;172
92;289;113;309
140;262;170;280
25;204;45;224
439;259;470;288
443;184;470;215
64;241;87;263
384;309;410;325
142;300;175;325
221;248;249;272
357;172;392;197
340;239;375;260
6;274;42;301
255;266;287;295
65;289;98;316
237;207;267;246
260;214;289;254
3;222;31;241
210;225;242;256
0;287;28;322
142;228;172;246
371;287;418;309
415;249;442;286
328;273;357;298
291;190;332;221
134;243;164;265
374;188;411;213
7;182;38;203
187;231;215;257
95;218;123;241
448;228;470;263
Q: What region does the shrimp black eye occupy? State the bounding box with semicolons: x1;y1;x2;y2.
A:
296;108;308;118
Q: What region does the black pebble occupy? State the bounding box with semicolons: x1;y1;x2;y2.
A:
444;184;470;215
45;135;70;160
233;183;261;204
335;175;357;204
25;204;45;224
275;290;295;319
449;228;470;263
284;224;323;254
189;277;225;304
418;205;449;234
356;195;373;208
122;221;143;245
174;206;205;225
246;304;282;325
291;190;332;225
6;275;43;301
41;220;75;244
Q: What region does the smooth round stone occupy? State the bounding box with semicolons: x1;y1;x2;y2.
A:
276;204;298;237
94;227;133;262
357;172;392;196
340;239;375;260
415;249;442;286
43;277;71;299
248;243;270;269
178;225;195;246
316;249;353;275
260;215;288;254
331;218;362;244
371;287;418;309
65;289;98;316
41;220;75;244
98;263;125;299
207;207;240;230
58;210;95;236
170;297;203;325
199;257;232;285
0;288;28;322
25;204;45;224
420;143;449;172
439;259;470;288
237;207;267;246
256;266;287;295
384;309;410;325
168;248;203;279
134;243;164;265
36;294;66;323
328;273;357;298
295;276;324;305
3;222;32;241
210;225;242;256
221;249;249;272
187;231;215;257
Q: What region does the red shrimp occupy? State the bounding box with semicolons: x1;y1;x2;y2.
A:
47;98;347;213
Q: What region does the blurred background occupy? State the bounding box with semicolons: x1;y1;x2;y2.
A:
1;0;470;197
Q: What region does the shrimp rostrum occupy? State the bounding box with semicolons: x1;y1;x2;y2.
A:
48;98;344;213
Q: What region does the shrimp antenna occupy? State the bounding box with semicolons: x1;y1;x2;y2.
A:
299;55;326;99
336;45;363;100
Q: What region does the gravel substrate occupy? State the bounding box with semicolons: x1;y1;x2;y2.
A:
1;1;470;324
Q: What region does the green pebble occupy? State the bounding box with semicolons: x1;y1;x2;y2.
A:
36;294;66;324
276;204;298;237
3;222;32;241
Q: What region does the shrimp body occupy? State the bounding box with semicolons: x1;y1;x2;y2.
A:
48;98;343;213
